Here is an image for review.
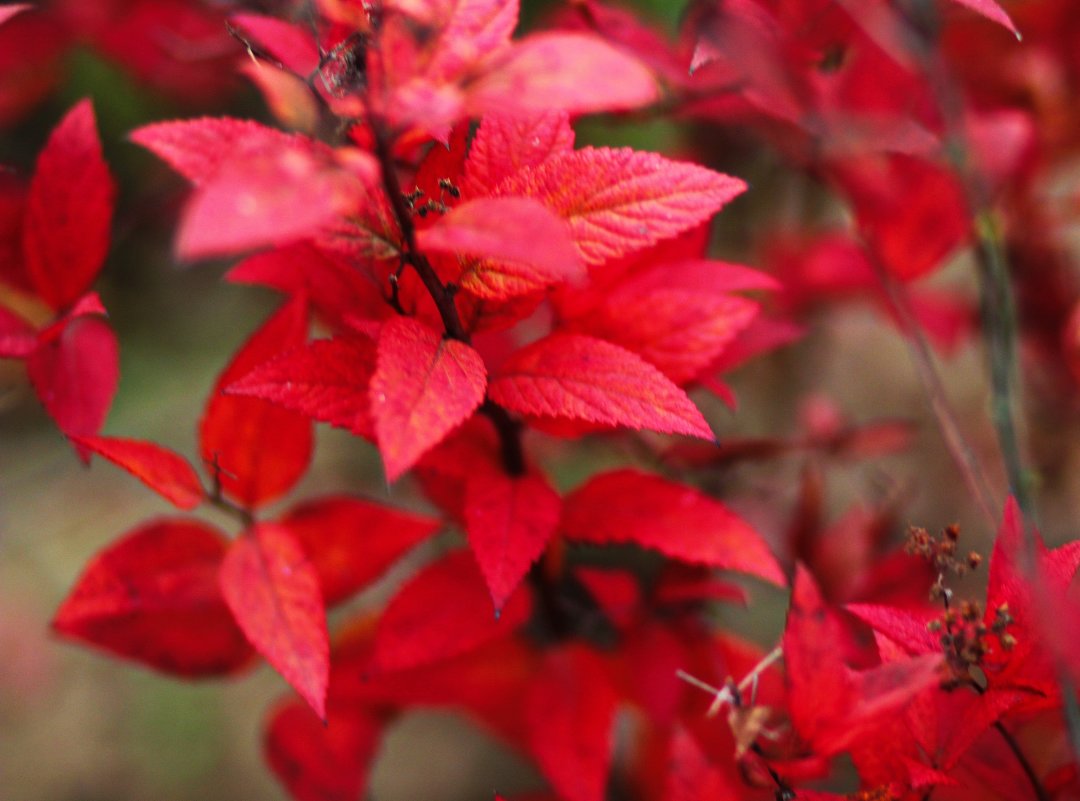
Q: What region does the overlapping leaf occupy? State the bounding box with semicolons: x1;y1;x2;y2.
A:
465;469;561;611
373;550;531;673
418;197;585;299
27;315;118;455
561;469;785;584
784;565;942;756
225;243;385;329
221;523;330;718
133;117;376;259
494;148;745;266
369;317;487;481
488;334;713;439
564;283;759;385
281;496;442;606
228;335;378;440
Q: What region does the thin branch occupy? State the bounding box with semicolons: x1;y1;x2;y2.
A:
992;721;1050;801
863;248;999;528
368;115;526;476
677;645;784;717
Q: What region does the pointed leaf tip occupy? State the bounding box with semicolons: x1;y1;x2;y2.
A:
221;524;329;718
370;318;487;482
465;470;561;611
71;435;205;510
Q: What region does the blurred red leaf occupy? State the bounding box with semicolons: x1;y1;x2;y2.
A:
832;154;969;282
489;334;713;439
281;495;442;607
465;470;562;611
27;315;118;458
468;32;658;117
53;519;253;676
0;4;29;26
525;645;617;801
373;550;531;673
200;297;313;509
562;469;785;585
131;117;313;185
419;197;585;299
0;304;36;357
229;13;321;75
0;11;67;127
665;725;744;801
784;565;941;756
265;698;384;801
70;435;205;510
176;143;371;259
948;0;1018;36
22;99;115;310
221;523;330;719
369;317;487;481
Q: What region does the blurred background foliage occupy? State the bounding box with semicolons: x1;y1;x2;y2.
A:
0;0;1063;799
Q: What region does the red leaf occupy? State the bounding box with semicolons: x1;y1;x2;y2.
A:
525;645;617;801
228;13;321;75
495;148;745;266
53;519;253;676
0;304;36;357
225;242;386;328
845;603;939;656
27;316;118;455
176;143;370;260
463;111;575;196
0;5;29;27
465;470;561;611
419;197;585;299
70;435;205;510
948;0;1019;36
281;495;442;607
22;99;115;310
832;154;969;281
373;550;531;673
200;297;313;509
131;117;310;185
565;286;759;385
784;565;941;756
221;523;330;719
265;699;383;801
561;469;785;585
468;33;658;117
370;317;487;481
665;726;744;801
227;336;378;440
488;334;713;440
